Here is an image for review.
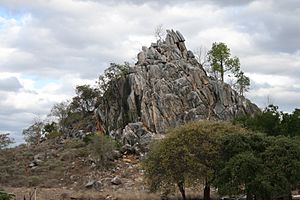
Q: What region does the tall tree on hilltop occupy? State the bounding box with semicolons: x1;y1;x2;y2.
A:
71;84;99;114
207;42;240;82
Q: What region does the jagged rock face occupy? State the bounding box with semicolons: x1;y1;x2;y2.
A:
96;30;259;141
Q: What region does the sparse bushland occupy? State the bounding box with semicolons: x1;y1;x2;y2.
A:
143;120;300;200
234;104;300;137
22;62;130;143
0;134;109;187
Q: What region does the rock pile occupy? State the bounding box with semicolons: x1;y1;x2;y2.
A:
96;30;259;151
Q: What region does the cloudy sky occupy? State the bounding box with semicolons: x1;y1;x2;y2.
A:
0;0;299;144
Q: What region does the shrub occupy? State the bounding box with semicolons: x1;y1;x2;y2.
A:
64;138;86;149
28;176;42;187
46;130;63;139
0;191;15;200
83;132;97;144
89;133;116;169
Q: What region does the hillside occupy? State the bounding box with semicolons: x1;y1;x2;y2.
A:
0;30;260;200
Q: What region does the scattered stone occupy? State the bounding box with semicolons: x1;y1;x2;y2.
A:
85;180;96;188
111;150;122;160
29;162;36;168
111;176;122;185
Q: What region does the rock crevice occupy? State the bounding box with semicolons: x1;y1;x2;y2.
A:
96;30;259;150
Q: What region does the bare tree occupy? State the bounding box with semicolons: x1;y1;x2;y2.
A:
154;24;165;42
23;117;44;145
49;101;70;133
194;46;218;78
195;46;209;67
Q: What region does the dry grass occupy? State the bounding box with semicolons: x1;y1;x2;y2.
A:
0;138;91;188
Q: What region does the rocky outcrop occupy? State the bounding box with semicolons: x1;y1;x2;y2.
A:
96;30;259;148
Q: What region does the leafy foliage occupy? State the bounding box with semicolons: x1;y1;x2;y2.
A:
43;122;62;139
143;120;248;200
207;42;240;82
234;71;250;96
235;105;300;137
97;62;130;97
0;191;15;200
71;84;99;114
215;132;300;199
207;42;250;96
0;133;14;149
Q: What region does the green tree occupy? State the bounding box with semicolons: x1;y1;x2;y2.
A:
214;132;266;199
215;151;262;199
234;105;300;137
0;190;15;200
207;42;240;82
97;62;130;97
260;136;300;198
143;133;193;200
43;122;62;139
143;120;247;200
234;71;250;96
71;84;99;114
215;132;300;199
0;133;14;149
280;108;300;137
234;104;281;136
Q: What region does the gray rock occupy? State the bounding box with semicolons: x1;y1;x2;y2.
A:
120;144;134;154
187;50;195;59
137;51;146;64
85;180;96;188
111;176;122;185
111;150;122;160
29;162;36;168
34;153;44;161
161;55;167;63
96;29;260;150
176;30;185;42
85;180;102;189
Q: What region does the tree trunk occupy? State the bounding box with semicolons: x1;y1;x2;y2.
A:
246;190;252;200
289;191;292;200
177;181;186;200
221;58;224;82
204;178;210;200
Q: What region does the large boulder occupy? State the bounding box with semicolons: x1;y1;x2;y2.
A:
96;29;259;148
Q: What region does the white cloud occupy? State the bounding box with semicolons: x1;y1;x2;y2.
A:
0;0;299;143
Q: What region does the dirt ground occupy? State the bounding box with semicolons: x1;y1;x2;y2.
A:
3;187;162;200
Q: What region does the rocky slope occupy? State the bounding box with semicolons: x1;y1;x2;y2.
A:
96;30;259;150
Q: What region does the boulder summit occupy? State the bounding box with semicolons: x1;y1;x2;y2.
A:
96;30;259;151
